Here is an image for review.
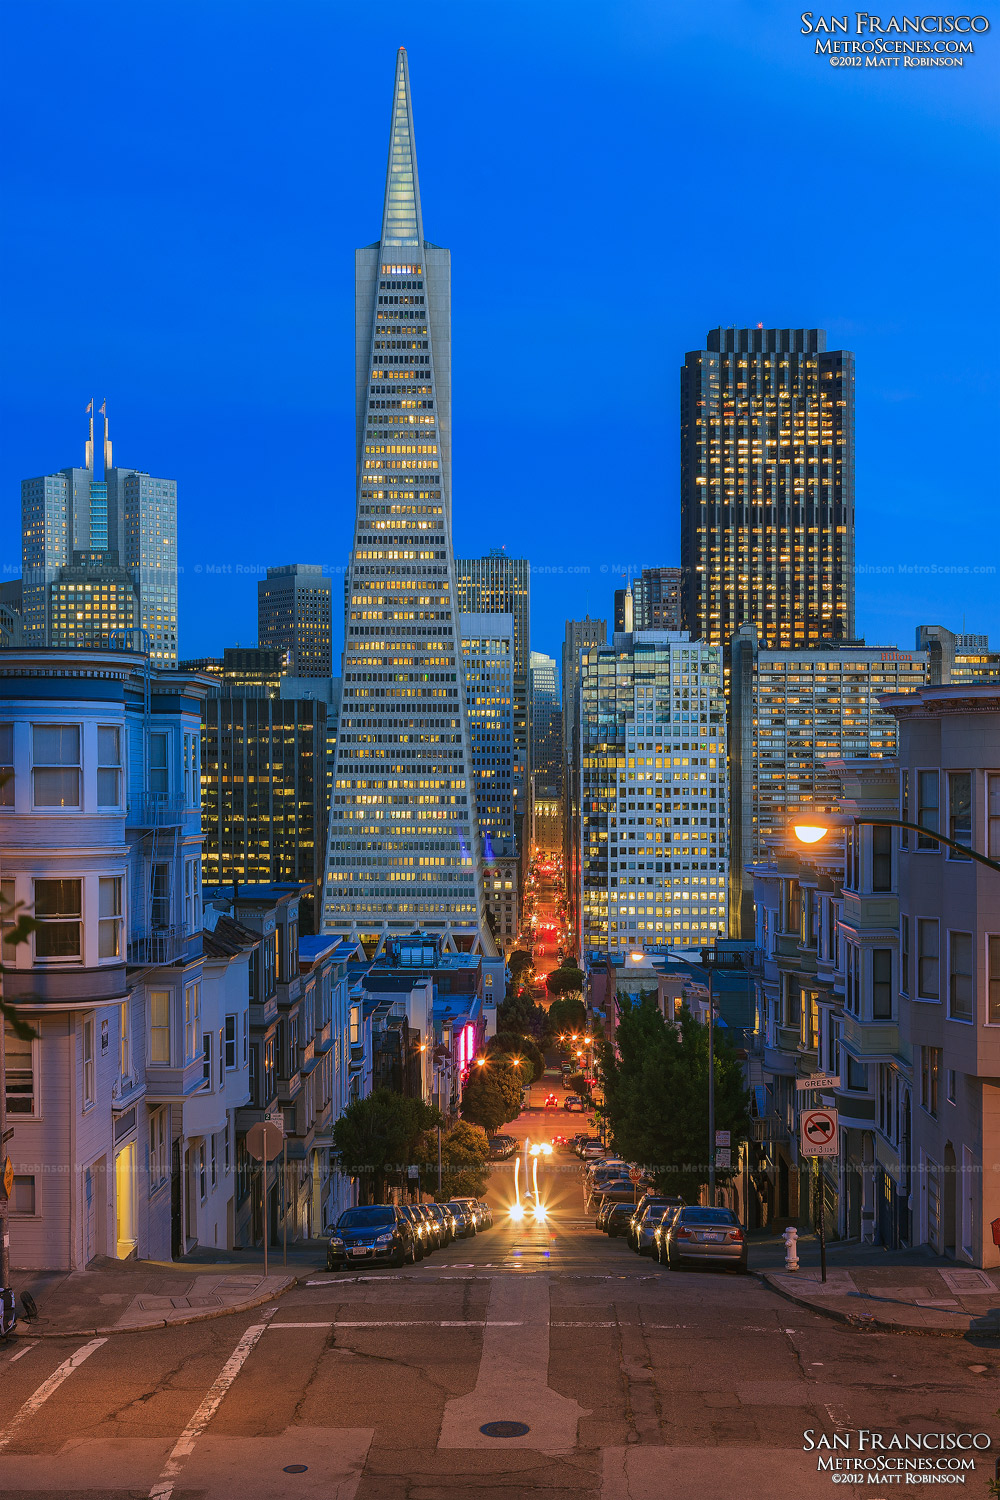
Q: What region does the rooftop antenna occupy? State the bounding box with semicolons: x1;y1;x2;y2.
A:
84;398;94;470
100;400;111;475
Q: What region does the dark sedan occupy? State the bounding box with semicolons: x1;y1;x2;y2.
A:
327;1205;415;1270
425;1202;454;1244
399;1203;432;1256
604;1203;635;1238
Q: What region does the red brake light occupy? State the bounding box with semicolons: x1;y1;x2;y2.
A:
675;1226;692;1240
729;1228;744;1242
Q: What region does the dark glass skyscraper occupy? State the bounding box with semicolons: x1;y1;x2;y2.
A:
680;327;855;651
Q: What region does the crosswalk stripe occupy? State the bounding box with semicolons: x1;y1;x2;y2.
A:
0;1338;107;1452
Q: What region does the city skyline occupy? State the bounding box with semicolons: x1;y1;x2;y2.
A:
3;4;997;667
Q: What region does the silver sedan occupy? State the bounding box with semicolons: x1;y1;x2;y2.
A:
664;1206;748;1272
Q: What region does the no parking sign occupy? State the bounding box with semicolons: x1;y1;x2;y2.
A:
799;1107;839;1158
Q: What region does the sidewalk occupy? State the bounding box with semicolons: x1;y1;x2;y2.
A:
751;1233;1000;1336
8;1245;323;1338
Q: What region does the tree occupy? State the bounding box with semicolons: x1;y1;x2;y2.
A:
460;1058;523;1133
419;1120;490;1201
508;949;533;984
487;1030;545;1082
497;990;551;1043
546;962;585;997
548;995;587;1036
598;994;750;1202
332;1089;441;1204
0;880;38;1038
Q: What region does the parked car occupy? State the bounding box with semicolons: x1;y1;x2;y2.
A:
489;1135;517;1161
628;1194;677;1251
427;1202;456;1243
632;1196;684;1255
455;1198;488;1231
476;1199;494;1228
580;1142;606;1162
652;1204;685;1263
328;1205;415;1270
574;1135;601;1156
596;1194;632;1230
447;1200;476;1237
665;1206;748;1273
398;1203;430;1258
416;1203;444;1250
564;1095;586;1112
604;1203;635;1238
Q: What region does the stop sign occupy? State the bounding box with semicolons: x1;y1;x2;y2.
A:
629;1167;643;1184
246;1119;284;1163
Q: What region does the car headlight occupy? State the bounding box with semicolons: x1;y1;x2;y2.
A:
376;1232;394;1245
331;1237;344;1246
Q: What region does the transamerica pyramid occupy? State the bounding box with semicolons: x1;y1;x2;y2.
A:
322;47;485;943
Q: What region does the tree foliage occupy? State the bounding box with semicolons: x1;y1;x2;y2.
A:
497;990;551;1043
0;875;38;1039
487;1029;545;1082
546;962;585;997
598;995;750;1201
460;1058;523;1133
508;949;533;981
419;1120;490;1201
332;1089;441;1204
548;995;588;1035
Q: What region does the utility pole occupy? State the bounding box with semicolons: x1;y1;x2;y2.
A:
707;963;716;1204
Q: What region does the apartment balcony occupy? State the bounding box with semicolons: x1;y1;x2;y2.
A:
127;924;189;968
277;1070;302;1104
314;1021;333;1054
349;1043;367;1071
126;792;186;829
775;1026;800;1053
841;1014;901;1061
250;995;278;1030
299;1038;317;1075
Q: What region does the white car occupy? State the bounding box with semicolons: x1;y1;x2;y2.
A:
563;1095;586;1112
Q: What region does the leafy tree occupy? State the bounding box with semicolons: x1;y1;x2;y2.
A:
418;1120;490;1201
497;990;551;1043
0;878;38;1039
460;1058;523;1133
508;949;533;983
546;963;585;997
333;1088;441;1204
598;994;750;1202
548;995;587;1035
487;1030;545;1082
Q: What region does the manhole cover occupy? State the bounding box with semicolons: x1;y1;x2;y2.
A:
480;1420;530;1438
283;1465;309;1473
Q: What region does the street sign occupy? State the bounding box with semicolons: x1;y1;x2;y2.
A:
2;1155;13;1199
715;1130;730;1147
1;1126;13;1145
799;1107;839;1158
715;1148;732;1169
629;1167;643;1184
246;1119;284;1163
796;1075;841;1092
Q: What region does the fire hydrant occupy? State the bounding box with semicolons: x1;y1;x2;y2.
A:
783;1225;799;1271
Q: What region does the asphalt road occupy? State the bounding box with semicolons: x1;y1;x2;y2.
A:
1;1150;997;1500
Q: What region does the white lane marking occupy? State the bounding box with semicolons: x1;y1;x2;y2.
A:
147;1306;276;1500
0;1337;107;1452
6;1340;39;1363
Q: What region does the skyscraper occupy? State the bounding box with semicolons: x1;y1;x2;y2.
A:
21;405;178;663
258;564;333;677
322;48;483;941
633;567;682;631
561;615;607;953
578;631;728;957
456;553;530;832
681;328;855;650
460;613;515;850
530;651;561;794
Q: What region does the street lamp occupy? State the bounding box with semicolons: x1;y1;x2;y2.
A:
792;816;1000;875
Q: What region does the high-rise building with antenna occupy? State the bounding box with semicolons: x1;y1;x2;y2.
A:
321;48;484;942
21;403;178;663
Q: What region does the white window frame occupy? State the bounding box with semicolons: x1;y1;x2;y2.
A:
149;989;171;1066
119;999;131;1083
30;723;81;811
184;982;201;1063
4;1019;38;1119
83;1015;95;1108
99;876;124;962
149;1106;168;1192
33;876;83;966
97;724;123;809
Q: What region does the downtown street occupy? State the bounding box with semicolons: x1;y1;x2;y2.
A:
1;1134;996;1500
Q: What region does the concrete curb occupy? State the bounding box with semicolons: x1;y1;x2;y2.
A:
11;1275;299;1339
754;1270;977;1338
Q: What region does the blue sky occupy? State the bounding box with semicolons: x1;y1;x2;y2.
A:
3;0;998;669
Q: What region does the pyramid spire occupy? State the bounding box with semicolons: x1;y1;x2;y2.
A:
381;48;422;247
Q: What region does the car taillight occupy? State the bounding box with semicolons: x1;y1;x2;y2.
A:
675;1227;693;1240
728;1229;744;1242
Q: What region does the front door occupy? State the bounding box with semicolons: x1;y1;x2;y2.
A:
114;1141;137;1259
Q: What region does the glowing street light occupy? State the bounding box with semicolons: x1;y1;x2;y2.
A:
793;822;829;845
